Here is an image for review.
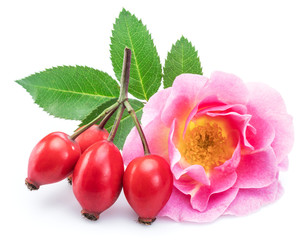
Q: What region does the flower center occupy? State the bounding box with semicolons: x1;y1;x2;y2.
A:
179;117;235;173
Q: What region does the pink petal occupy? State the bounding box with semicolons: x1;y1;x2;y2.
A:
278;156;289;171
215;141;241;173
168;119;184;176
246;82;294;163
169;119;238;212
206;111;254;150
159;187;239;223
173;175;201;195
181;165;210;185
190;185;211;211
234;148;278;189
209;169;237;193
190;170;237;212
198;103;248;116
247;82;288;114
173;169;237;213
142;87;172;125
198;71;249;105
168;119;210;184
161;74;208;126
246;114;275;151
225;180;282;216
183;100;247;136
270;115;294;164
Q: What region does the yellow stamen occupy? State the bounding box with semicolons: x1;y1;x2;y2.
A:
179;117;235;173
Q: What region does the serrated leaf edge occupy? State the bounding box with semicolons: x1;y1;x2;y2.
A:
15;65;119;120
163;36;203;88
110;8;162;101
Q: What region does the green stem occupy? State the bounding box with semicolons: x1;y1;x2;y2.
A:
70;102;119;140
98;104;119;129
105;48;131;142
107;104;125;142
118;48;131;102
124;100;150;155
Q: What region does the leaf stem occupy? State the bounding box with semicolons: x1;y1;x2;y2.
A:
119;48;132;102
98;105;119;130
124;100;150;155
105;48;131;142
70;102;119;140
107;104;125;142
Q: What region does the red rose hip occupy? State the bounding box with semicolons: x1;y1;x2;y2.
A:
25;132;81;190
75;125;109;153
72;140;124;221
67;125;109;185
123;154;173;224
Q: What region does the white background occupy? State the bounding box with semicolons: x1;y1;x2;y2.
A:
1;0;306;239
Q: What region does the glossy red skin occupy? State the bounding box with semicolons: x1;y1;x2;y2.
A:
123;155;173;220
73;140;124;218
26;132;81;189
67;126;109;183
75;125;109;153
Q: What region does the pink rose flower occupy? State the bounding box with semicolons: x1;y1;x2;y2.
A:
123;72;294;223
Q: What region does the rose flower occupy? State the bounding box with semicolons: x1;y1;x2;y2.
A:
123;72;294;222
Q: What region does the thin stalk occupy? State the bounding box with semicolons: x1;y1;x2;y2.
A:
124;100;150;155
71;48;132;143
70;102;119;140
105;48;131;142
98;104;119;129
107;104;125;142
118;48;132;102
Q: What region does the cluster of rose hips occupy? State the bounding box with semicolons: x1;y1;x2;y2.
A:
24;49;173;225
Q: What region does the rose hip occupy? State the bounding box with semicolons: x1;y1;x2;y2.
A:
25;132;81;190
72;140;124;220
67;125;109;184
75;125;109;153
123;154;173;224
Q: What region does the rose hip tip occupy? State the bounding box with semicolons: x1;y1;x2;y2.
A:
138;217;156;225
25;178;39;191
67;176;72;185
81;210;99;221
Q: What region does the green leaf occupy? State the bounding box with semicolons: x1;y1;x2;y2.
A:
79;99;144;150
16;66;120;120
163;36;203;88
78;98;118;126
110;8;162;101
